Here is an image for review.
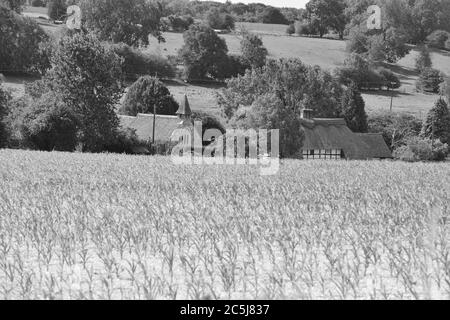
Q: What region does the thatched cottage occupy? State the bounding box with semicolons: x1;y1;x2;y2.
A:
299;109;392;160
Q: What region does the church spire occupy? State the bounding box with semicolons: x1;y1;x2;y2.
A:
176;95;192;119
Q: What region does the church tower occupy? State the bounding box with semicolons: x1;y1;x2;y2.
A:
176;95;192;122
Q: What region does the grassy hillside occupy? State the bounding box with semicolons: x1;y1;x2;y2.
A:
4;14;450;120
0;149;448;299
146;32;450;119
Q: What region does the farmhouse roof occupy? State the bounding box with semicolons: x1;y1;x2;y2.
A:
356;133;393;159
301;118;392;160
176;95;192;116
119;113;182;143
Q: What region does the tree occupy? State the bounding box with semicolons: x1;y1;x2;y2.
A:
205;7;234;30
47;0;66;21
260;7;288;25
80;0;164;47
218;58;344;121
240;32;268;69
416;68;444;93
0;7;50;75
426;30;450;49
421;98;450;145
368;113;422;150
121;76;179;116
192;111;226;137
440;77;450;103
20;92;79;151
179;24;229;80
0;85;11;147
0;0;25;13
46;32;123;152
394;137;448;162
415;45;432;72
305;0;347;39
229;93;304;158
340;84;368;133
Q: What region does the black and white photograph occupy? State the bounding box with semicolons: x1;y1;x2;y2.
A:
0;0;449;306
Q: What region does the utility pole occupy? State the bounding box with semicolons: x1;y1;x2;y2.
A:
152;102;156;145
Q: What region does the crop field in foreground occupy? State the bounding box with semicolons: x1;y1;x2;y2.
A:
0;150;449;299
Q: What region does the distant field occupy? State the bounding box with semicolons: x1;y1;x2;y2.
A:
0;149;449;299
235;22;289;36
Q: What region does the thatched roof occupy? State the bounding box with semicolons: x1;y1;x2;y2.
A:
119;114;182;143
356;133;393;159
301;118;392;160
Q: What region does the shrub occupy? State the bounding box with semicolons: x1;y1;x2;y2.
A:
0;85;11;147
223;55;249;79
368;113;422;150
111;43;175;80
440;77;450;103
47;0;66;21
167;14;194;32
416;68;444;93
121;76;179;116
394;137;448;162
286;24;295;35
260;7;288;25
446;39;450;51
20;92;79;151
191;111;226;137
415;45;432;72
376;68;401;90
426;30;450;49
31;0;44;7
336;54;390;90
104;127;146;154
206;8;234;30
295;21;311;36
0;7;50;75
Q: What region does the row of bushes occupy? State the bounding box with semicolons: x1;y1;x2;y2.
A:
335;54;401;91
110;43;176;81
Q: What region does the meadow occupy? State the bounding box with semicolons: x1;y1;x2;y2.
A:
0;149;449;299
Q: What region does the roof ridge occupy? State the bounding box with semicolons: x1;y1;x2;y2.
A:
136;113;178;119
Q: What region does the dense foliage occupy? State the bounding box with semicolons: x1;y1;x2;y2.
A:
240;32;268;69
368;113;422;150
0;7;50;75
179;24;229;81
80;0;164;47
421;98;450;145
44;32;124;152
47;0;66;21
110;43;175;80
218;59;344;121
121;76;179;116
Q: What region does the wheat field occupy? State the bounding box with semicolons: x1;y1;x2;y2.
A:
0;149;449;299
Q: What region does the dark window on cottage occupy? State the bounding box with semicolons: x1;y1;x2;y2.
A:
303;149;343;160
